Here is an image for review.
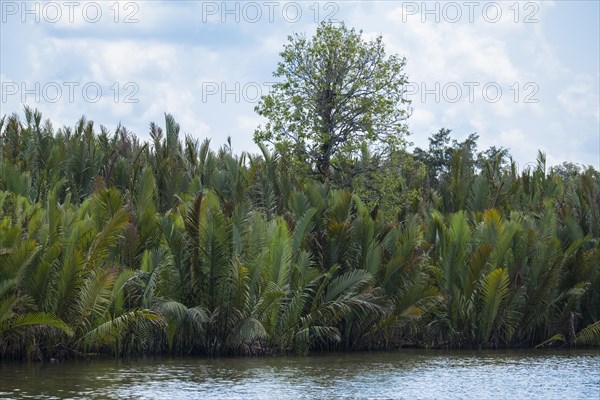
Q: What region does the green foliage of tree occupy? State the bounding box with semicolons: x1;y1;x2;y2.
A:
254;22;411;182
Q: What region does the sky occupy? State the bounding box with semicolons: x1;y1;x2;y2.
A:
1;0;599;170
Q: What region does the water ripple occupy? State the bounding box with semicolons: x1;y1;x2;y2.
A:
1;350;598;399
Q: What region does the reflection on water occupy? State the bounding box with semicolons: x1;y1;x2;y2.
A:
1;350;599;399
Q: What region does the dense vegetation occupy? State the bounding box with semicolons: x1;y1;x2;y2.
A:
1;107;599;360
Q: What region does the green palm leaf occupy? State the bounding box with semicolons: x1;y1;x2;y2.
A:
0;311;73;336
576;320;600;345
480;268;510;343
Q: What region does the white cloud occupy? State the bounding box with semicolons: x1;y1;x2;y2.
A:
557;80;600;121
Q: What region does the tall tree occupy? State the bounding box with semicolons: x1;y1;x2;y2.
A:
254;22;411;181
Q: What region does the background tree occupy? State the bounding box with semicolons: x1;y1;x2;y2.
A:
254;22;411;182
414;128;480;188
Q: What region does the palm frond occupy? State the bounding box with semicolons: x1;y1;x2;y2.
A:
479;268;510;343
79;309;161;348
0;311;73;336
576;320;600;345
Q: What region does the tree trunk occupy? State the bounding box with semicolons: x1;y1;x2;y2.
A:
567;311;576;346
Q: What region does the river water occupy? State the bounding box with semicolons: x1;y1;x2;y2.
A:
1;350;599;399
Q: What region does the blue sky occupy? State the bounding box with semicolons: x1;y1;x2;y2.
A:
1;0;599;169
